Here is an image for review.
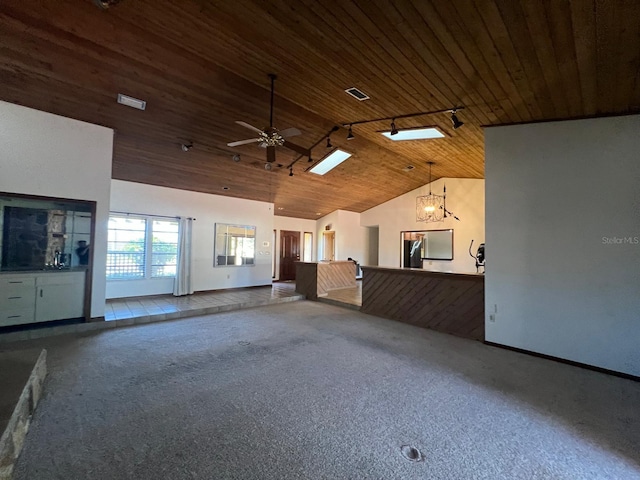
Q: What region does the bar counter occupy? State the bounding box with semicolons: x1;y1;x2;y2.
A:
361;266;485;341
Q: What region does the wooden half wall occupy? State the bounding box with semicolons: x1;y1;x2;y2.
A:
295;261;356;300
361;267;485;341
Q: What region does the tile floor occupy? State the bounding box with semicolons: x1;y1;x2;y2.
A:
105;283;302;321
321;281;362;309
0;283;303;344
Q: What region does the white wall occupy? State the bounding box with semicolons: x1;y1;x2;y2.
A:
0;101;113;318
273;216;317;280
317;210;368;264
108;180;274;298
485;115;640;377
360;178;485;273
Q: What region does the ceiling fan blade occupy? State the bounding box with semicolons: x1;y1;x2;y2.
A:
235;121;264;134
283;140;310;157
267;146;276;163
227;138;261;147
279;127;301;138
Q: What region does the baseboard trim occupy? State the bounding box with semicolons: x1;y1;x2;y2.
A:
484;341;639;382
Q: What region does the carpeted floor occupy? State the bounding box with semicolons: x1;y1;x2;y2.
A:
3;301;640;479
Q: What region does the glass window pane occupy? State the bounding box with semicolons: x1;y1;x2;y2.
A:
151;220;178;278
106;215;147;279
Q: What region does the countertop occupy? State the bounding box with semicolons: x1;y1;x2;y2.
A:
360;265;484;279
0;267;88;275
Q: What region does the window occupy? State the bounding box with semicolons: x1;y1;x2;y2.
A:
107;215;179;279
151;220;179;277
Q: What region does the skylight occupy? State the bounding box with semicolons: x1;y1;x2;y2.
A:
381;127;445;141
309;149;352;175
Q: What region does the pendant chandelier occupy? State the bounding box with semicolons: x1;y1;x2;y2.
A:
416;162;444;223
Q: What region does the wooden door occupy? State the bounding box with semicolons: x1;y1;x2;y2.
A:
279;230;300;281
322;231;335;261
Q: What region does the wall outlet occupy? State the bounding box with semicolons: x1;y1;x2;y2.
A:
489;314;496;323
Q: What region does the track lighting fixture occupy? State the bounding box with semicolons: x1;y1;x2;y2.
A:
181;143;193;152
326;136;333;148
450;110;464;129
342;106;465;135
289;167;294;177
390;119;398;136
93;0;123;9
232;154;241;162
347;125;355;140
264;163;272;171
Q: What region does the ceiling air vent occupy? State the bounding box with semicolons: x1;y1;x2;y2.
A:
117;94;146;111
344;87;370;101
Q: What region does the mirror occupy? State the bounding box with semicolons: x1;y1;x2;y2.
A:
402;229;453;266
0;193;93;271
214;223;256;267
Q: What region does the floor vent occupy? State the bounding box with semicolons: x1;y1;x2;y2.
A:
344;87;370;101
400;445;423;462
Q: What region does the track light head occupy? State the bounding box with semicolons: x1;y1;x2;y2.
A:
326;137;333;148
93;0;123;9
232;154;241;162
450;110;464;129
264;162;272;171
347;125;354;140
289;167;294;177
390;119;398;136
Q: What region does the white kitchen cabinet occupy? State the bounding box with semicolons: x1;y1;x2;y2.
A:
35;272;85;323
0;271;85;326
0;275;36;327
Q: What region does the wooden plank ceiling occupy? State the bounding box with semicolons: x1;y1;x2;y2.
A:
1;0;639;219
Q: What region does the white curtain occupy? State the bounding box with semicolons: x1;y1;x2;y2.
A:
173;217;194;296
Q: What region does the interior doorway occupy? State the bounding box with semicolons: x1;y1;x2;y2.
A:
366;226;379;266
322;231;335;261
279;230;300;281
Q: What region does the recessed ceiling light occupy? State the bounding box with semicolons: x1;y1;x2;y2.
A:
310;149;352;175
381;126;445;141
316;212;322;215
222;187;230;190
117;93;146;111
277;207;284;210
403;165;415;172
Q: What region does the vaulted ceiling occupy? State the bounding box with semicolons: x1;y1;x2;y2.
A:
1;0;639;218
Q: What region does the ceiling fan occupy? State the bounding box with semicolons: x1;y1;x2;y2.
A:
227;74;310;168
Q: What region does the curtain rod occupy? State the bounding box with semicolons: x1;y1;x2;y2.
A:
110;211;196;221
